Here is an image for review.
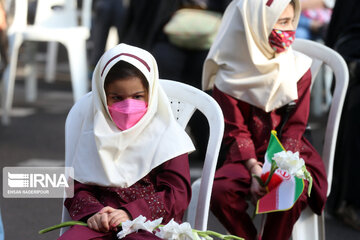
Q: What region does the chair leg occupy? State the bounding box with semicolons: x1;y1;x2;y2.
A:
65;40;89;102
59;206;72;236
24;63;38;102
318;212;325;240
186;178;201;228
1;34;23;125
292;207;319;240
311;70;324;117
105;26;119;51
323;65;333;111
21;41;39;102
45;41;58;83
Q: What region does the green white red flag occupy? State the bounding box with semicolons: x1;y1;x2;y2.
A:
256;131;304;214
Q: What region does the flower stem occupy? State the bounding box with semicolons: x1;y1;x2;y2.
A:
194;229;244;240
39;221;245;240
252;174;265;187
38;221;87;234
264;164;278;186
153;224;164;231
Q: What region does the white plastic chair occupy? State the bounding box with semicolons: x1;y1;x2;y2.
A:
291;39;349;240
59;79;225;235
1;0;92;125
160;80;224;231
45;0;92;83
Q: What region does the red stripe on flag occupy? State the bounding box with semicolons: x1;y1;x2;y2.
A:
257;187;278;213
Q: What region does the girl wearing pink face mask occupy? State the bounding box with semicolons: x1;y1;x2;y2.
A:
60;43;195;239
105;61;149;131
203;0;327;239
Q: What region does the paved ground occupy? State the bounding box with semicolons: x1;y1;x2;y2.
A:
0;63;359;240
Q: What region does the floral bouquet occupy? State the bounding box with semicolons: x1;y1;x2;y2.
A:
39;215;244;240
253;130;313;214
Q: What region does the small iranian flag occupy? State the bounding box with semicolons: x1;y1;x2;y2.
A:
256;131;305;214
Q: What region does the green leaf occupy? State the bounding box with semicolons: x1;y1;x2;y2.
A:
304;168;313;197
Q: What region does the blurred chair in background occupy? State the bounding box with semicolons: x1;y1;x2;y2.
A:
1;0;92;125
0;0;8;77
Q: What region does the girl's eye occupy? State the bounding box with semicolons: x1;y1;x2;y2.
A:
134;95;144;100
112;96;123;101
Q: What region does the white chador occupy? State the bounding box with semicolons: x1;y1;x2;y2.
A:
203;0;312;112
65;44;195;187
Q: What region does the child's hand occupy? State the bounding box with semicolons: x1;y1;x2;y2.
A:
87;210;111;232
250;165;267;205
99;206;131;229
87;206;130;232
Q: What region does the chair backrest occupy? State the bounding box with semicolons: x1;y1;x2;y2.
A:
9;0;92;30
292;39;349;196
35;0;76;28
80;0;92;30
35;0;93;28
8;0;27;33
159;79;224;231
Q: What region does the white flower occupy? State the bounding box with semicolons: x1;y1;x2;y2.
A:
272;151;305;178
155;219;194;240
117;215;163;239
272;150;313;197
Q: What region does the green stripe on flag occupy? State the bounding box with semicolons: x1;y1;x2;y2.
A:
294;176;305;201
266;130;285;163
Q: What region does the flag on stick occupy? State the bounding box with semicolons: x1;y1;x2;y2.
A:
256;131;305;214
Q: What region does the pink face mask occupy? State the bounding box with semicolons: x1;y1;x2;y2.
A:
268;29;296;53
108;99;148;131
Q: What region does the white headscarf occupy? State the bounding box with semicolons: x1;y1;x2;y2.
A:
202;0;312;112
65;43;195;187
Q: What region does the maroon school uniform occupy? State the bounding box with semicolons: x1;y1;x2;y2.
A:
210;69;328;240
59;154;191;240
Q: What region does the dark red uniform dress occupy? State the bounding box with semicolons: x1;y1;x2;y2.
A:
59;154;191;240
210;69;328;240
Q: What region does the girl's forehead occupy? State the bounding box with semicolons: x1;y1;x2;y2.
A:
275;4;295;22
107;77;146;89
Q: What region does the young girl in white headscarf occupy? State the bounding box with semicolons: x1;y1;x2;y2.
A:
203;0;327;239
59;43;194;240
